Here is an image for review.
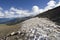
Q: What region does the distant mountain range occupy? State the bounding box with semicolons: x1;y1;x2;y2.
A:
0;16;33;25
6;17;32;25
0;18;14;24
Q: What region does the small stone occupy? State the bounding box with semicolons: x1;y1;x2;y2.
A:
11;32;16;36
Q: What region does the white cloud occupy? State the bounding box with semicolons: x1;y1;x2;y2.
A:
32;6;44;14
0;0;60;18
10;7;17;11
0;7;3;11
10;7;31;17
55;1;60;7
39;9;44;13
0;11;4;18
32;6;40;13
4;7;32;18
9;11;15;15
44;0;56;11
32;0;57;14
0;7;4;18
47;0;56;7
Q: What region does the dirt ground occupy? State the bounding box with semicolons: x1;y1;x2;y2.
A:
0;24;20;38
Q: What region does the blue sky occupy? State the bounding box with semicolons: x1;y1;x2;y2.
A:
0;0;59;10
0;0;60;18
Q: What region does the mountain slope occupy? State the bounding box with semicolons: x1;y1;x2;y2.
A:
36;6;60;25
3;17;60;40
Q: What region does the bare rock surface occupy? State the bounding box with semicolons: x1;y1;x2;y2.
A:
1;17;60;40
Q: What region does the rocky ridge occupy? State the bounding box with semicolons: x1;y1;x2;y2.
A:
0;17;60;40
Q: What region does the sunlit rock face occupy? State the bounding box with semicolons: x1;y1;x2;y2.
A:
1;17;60;40
18;17;60;40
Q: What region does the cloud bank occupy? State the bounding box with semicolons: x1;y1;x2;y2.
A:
0;0;60;18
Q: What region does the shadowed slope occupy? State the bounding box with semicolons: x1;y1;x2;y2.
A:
36;6;60;25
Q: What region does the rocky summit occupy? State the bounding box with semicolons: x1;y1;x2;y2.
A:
1;17;60;40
